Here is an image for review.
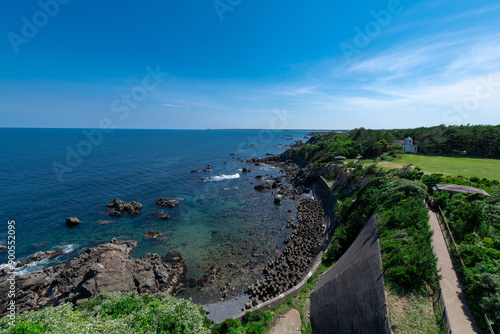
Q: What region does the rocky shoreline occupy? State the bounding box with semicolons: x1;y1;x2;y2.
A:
240;154;329;309
0;146;332;318
0;240;187;316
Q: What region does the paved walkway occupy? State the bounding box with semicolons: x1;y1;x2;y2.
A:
428;209;479;333
269;309;301;334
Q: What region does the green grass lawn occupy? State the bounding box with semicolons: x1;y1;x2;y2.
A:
377;155;500;181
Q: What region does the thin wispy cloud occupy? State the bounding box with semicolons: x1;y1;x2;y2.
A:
163;103;189;108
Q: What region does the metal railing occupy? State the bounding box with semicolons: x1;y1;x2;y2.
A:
435;205;495;334
434;282;453;334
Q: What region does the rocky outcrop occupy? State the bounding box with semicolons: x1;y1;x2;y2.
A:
65;217;81;227
246;199;326;308
0;245;6;253
107;198;143;216
254;182;277;191
144;231;168;241
0;240;186;316
16;250;65;268
156;198;179;208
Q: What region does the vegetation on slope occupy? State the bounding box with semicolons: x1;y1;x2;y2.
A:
295;133;402;163
322;165;439;293
426;176;500;332
0;292;212;334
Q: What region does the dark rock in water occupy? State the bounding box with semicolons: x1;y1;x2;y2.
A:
97;220;114;224
0;240;186;316
156;198;179;208
255;175;263;179
206;165;212;170
107;198;143;216
254;183;272;191
188;278;198;288
0;267;12;278
160;214;171;220
274;197;281;205
242;167;250;173
0;245;6;253
230;153;236;156
108;210;122;217
144;231;168;241
190;170;198;173
16;249;65;268
65;217;81;227
151;211;161;216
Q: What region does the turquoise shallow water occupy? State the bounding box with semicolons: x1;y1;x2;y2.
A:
0;128;310;302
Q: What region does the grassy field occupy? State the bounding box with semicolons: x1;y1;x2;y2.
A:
376;155;500;181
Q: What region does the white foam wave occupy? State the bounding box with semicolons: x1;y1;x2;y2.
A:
0;244;78;278
222;186;239;190
58;244;78;254
206;173;240;182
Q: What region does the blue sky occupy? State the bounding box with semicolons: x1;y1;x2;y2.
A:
1;0;499;129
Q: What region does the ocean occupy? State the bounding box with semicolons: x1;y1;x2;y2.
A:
0;128;310;303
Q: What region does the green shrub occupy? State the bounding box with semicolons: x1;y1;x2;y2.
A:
0;292;211;334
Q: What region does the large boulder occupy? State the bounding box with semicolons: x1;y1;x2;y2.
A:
65;217;81;227
0;240;186;316
107;198;143;216
156;198;179;208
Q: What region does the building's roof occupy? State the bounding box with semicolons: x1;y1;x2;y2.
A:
435;184;490;197
334;155;346;160
405;137;413;140
393;140;404;145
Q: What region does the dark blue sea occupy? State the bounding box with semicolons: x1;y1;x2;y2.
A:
0;128;310;303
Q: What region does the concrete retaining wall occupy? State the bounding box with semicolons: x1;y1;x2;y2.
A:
310;214;391;334
312;176;337;233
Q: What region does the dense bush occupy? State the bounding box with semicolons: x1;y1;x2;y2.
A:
211;309;273;334
0;292;212;334
435;189;500;331
323;167;439;293
295;134;361;163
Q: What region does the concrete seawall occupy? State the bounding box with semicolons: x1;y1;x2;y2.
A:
310;214;391;334
230;176;337;320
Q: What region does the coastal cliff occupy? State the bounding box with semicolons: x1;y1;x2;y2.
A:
0;240;187;316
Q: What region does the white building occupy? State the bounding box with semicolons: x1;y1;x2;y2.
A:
402;137;418;154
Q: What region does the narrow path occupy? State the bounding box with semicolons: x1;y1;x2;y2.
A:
269;309;301;334
428;209;479;333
